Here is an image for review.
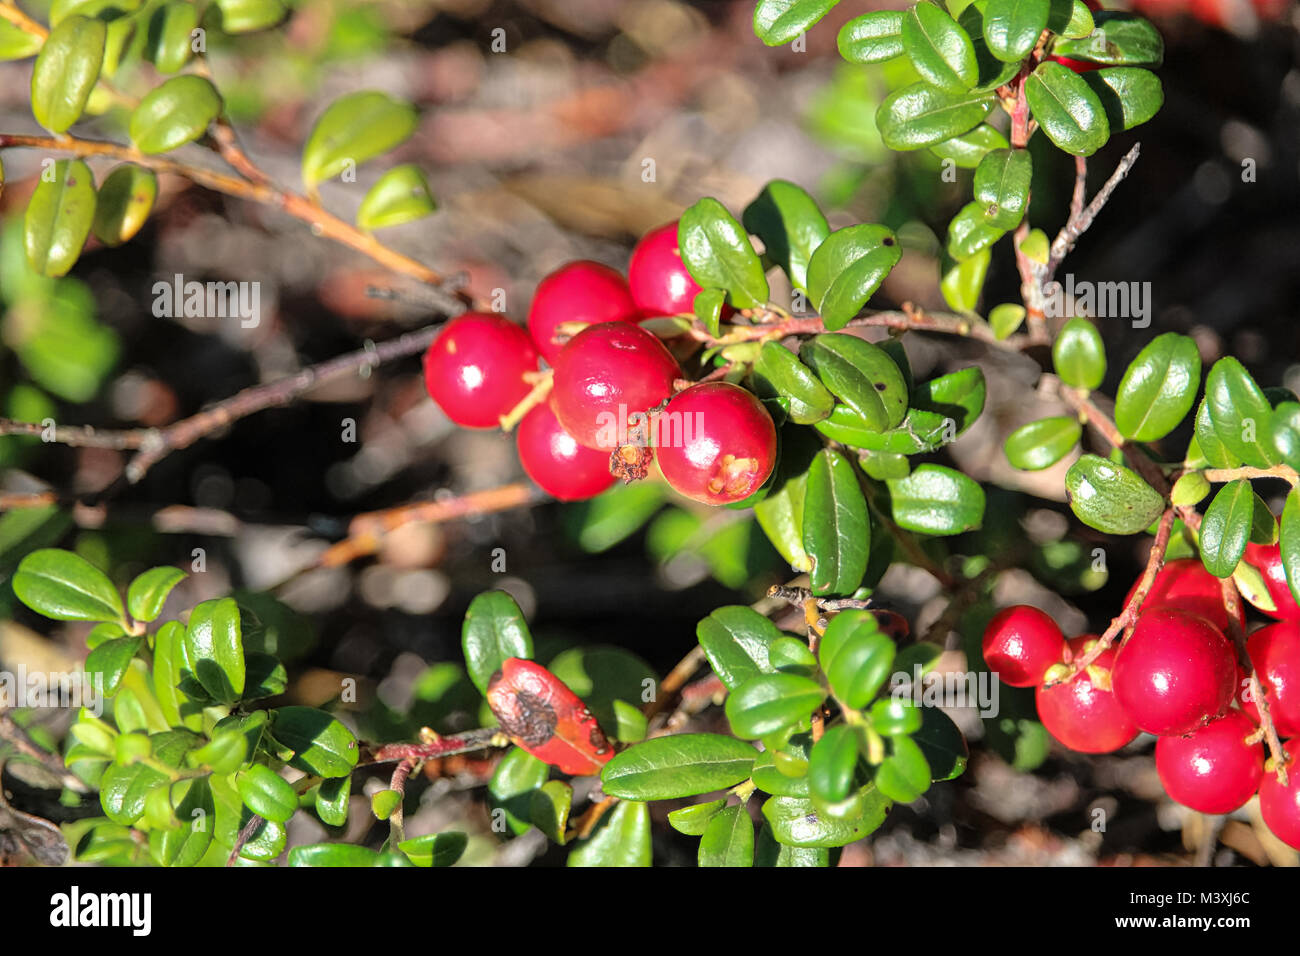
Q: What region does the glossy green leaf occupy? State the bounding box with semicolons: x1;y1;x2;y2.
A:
726;674;826;740
754;342;834;424
126;565;185;622
804;225;901;329
1204;357;1278;468
301;91;418;187
529;781;572;844
1060;0;1095;37
0;19;44;60
973;148;1032;229
489;747;548;836
754;824;831;866
1052;317;1106;389
696;605;780;690
1051;11;1164;67
237;764;298;824
398;831;467;867
567;800;650;867
370;789;401;821
940;246;990;313
913;705;969;781
547;645;653;744
13;548;123;622
755;460;812;572
184;597;244;702
958;1;1022;91
85;635;142;697
24;159;97;278
130;75;222;154
876;82;996;151
799;334;907;430
678;198;769;309
565;481;665;553
698;805;755;867
807;724;858;805
1269;402;1300;471
270;706;358;778
928;123;1011;168
1112;332;1199;441
150;778;214;867
31;16;105;134
837;11;905;63
1195;398;1239;470
287;844;379;867
946;202;1006;260
901;2;978;92
461;590;533;695
1170;471;1211;508
1200;480;1265;579
90;164;156;248
753;0;841;45
742;180;830;293
1280;489;1300;607
1025;61;1110;156
886;464;986;535
153;622;201;732
874;735;931;802
215;0;288;33
870;698;923;736
693;288;725;338
356;165;437;230
769;636;819;674
149;1;199;73
101;762;169;825
668;799;728;836
819;611;895;709
984;0;1049;62
802;448;870;596
601;733;757;800
761;792;888;848
1064;453;1165;535
1004;415;1081;470
314;776;350;827
1083;67;1163;132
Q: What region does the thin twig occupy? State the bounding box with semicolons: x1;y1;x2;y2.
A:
1044;143;1142;282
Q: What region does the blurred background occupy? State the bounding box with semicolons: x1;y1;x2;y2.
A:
2;0;1299;865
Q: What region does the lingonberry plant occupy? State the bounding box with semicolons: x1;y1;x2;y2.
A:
0;0;1296;872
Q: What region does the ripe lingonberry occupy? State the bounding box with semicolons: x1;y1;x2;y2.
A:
1111;607;1237;736
1124;557;1243;634
651;382;777;505
1243;541;1300;620
527;260;640;365
515;402;616;502
1154;710;1264;814
627;221;705;317
1036;636;1139;754
549;321;681;451
981;605;1065;688
422;312;538;429
1243;621;1300;737
1259;738;1300;850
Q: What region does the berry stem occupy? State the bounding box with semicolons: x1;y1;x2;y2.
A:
1048;507;1177;685
1221;577;1291;786
498;370;554;432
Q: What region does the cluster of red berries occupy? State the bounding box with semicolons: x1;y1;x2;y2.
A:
982;550;1300;848
421;223;777;506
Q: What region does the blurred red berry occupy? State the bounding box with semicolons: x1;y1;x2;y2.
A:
1244;621;1300;736
981;605;1066;688
422;312;538;429
1259;738;1300;850
515;402;615;502
628;221;705;318
527;260;639;365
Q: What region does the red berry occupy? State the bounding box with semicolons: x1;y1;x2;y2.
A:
628;221;704;318
1124;557;1244;634
1244;621;1300;736
1243;541;1300;620
550;321;680;451
1112;608;1237;736
526;261;640;365
1036;636;1139;754
1259;738;1300;850
1047;55;1103;74
651;382;777;505
515;402;615;502
422;312;538;429
1155;710;1264;814
981;605;1066;688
